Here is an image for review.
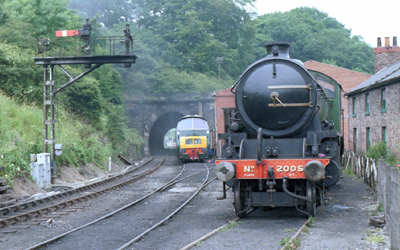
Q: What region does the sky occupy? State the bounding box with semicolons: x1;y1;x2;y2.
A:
253;0;400;47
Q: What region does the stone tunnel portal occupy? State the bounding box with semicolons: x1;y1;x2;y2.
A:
148;112;183;155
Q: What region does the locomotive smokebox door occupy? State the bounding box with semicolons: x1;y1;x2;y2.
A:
235;43;318;137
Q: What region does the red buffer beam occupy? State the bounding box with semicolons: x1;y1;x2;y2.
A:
55;30;80;37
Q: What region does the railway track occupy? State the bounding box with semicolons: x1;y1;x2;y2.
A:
0;157;159;229
179;211;310;250
25;163;214;250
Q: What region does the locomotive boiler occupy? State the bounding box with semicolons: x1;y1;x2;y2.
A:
215;42;343;217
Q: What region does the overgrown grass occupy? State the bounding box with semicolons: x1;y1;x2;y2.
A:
306;216;315;227
366;142;399;165
0;93;131;185
218;221;239;233
280;236;300;250
369;202;385;216
366;228;386;244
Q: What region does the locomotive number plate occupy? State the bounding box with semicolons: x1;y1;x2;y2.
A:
215;159;330;179
276;165;304;173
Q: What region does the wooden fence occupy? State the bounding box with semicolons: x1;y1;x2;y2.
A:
342;151;377;192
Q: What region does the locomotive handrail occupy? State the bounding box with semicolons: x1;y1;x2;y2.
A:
268;84;312;89
268;102;313;108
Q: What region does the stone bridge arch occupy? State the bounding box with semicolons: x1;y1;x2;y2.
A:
125;92;215;157
148;111;183;155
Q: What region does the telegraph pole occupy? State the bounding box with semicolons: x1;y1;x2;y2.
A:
216;57;223;89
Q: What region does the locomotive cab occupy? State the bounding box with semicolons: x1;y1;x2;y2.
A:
176;115;211;162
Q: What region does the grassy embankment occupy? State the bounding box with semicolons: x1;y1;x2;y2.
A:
0;93;115;185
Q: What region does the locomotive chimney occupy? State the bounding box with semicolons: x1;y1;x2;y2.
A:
264;42;291;58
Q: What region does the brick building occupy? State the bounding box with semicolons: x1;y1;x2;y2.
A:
346;37;400;156
304;61;371;150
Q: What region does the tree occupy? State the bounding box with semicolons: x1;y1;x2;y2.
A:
2;0;81;40
254;8;374;74
133;0;256;78
69;0;134;28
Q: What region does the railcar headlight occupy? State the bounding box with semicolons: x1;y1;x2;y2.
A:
215;162;235;182
304;160;325;182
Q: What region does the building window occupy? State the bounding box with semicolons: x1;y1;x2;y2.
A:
353;128;357;153
366;127;370;151
352;97;356;117
365;93;370;115
382;127;386;144
381;88;386;113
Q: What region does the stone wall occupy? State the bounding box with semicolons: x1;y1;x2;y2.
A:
376;160;400;250
348;83;400;156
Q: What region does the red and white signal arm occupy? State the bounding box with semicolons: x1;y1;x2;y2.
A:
55;30;80;37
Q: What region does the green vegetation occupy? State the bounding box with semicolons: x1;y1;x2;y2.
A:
306;216;315;227
366;142;399;165
0;0;376;184
283;228;296;233
369;202;385;216
0;93;133;184
218;221;239;233
69;0;374;98
254;8;373;74
280;236;301;250
366;228;386;244
0;0;143;184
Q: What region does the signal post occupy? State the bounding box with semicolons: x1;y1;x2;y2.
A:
34;19;137;182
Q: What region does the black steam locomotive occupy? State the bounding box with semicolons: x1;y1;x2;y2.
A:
215;42;343;217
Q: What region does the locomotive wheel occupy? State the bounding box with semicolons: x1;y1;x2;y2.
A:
233;181;247;218
317;160;340;188
306;182;317;217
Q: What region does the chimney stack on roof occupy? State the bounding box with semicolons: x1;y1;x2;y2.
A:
376;36;399;47
385;37;390;47
373;36;400;73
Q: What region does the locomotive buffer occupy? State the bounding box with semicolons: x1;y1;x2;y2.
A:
34;19;137;182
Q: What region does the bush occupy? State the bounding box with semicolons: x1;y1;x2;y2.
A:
366;142;399;165
366;142;387;160
0;93;141;184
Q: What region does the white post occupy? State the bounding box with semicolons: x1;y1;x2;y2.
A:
108;156;112;172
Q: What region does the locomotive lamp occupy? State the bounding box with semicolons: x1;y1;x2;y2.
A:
215;161;235;182
304;160;325;181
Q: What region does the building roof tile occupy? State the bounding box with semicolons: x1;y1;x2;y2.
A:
304;60;371;93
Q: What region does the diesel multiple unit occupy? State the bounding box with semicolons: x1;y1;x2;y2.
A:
176;115;212;162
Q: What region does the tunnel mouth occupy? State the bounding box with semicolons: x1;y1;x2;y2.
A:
148;112;183;156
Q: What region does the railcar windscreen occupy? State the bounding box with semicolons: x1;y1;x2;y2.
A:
177;118;209;130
